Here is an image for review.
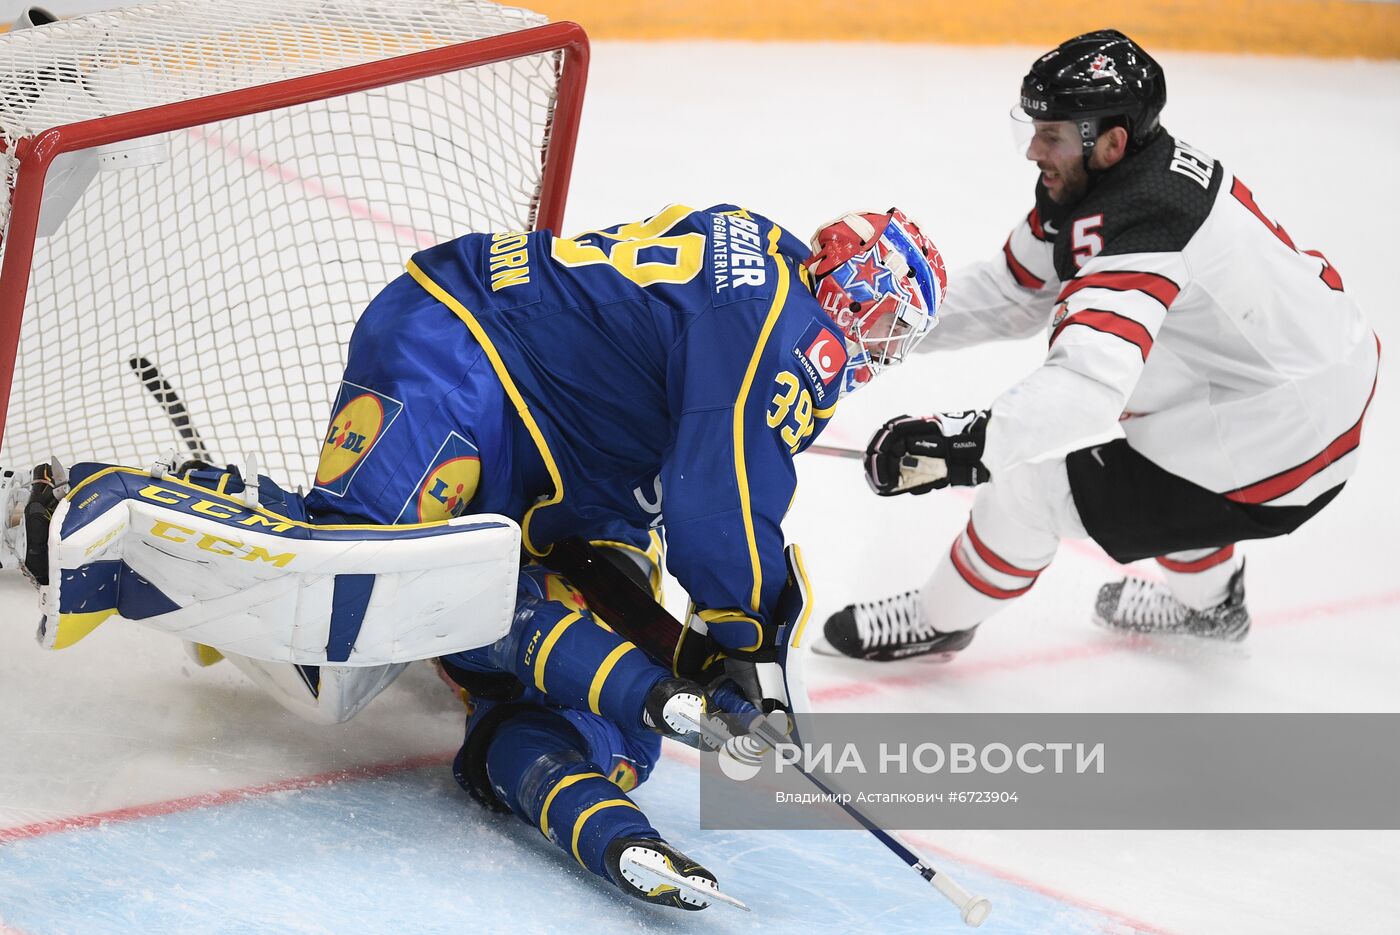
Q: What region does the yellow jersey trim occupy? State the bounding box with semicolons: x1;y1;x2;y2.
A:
407;258;565;557
731;224;790;613
588;643;636;714
533;610;582;692
538;770;603;838
571;799;642;867
697;607;763;654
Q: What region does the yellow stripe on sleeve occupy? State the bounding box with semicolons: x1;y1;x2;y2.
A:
571;799;643;867
406;259;566;557
588;643;637;714
731;224;791;613
538;771;604;838
533;611;582;692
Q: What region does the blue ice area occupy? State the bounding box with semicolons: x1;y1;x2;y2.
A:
0;760;1131;935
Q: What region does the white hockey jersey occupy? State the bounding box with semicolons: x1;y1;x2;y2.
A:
924;132;1379;508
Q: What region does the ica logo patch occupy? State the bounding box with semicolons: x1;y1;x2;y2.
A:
401;432;481;523
791;321;847;405
314;382;403;496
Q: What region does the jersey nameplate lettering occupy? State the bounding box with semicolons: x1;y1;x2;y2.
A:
711;210;770;305
488;231;531;291
1168;140;1215;189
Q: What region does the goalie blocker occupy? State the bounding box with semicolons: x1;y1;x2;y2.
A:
27;461;520;673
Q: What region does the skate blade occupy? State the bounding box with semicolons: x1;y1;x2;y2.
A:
808;635;961;663
1092;615;1252;650
807;635;847;657
675;709;738;751
623;855;750;912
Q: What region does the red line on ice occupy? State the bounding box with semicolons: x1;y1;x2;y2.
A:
0;751;453;845
903;832;1181;935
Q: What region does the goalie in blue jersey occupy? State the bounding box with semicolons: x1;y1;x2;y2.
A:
16;204;945;911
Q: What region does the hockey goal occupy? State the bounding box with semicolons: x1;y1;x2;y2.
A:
0;0;587;484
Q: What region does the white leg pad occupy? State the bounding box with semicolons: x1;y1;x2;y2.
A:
222;654;408;724
38;466;519;665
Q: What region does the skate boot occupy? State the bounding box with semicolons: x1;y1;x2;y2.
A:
604;835;732;911
1094;564;1250;641
820;590;978;661
642;677;712;741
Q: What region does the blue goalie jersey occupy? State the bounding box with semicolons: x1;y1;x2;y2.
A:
306;204;846;634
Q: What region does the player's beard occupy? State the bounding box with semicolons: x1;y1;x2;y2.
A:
1040;158;1091;205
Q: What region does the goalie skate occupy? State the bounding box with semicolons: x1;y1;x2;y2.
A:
1094;564;1250;641
605;836;745;912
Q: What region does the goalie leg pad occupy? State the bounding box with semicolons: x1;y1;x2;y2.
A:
41;464;520;665
221;654;408;725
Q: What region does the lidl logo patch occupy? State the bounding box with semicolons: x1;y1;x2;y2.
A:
402;432;481;522
314;382;403;496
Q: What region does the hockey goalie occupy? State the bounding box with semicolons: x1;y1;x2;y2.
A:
2;202;947;911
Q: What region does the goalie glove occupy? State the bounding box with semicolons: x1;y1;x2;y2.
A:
864;410;991;496
0;461;66;586
673;544;814;718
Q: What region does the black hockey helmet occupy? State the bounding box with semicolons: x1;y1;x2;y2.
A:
1019;29;1166;156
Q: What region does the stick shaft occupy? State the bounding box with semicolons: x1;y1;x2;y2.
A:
127;356;211;461
805;443;862;460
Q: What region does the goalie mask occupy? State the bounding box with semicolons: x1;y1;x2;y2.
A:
804;209;946;393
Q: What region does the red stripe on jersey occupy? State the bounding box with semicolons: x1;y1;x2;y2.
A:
965;519;1045;579
1027;207;1050;242
1050;309;1154;362
1225;335;1380;504
1057;270;1181;309
1003;237;1045;289
1156;545;1235;574
949;539;1037;600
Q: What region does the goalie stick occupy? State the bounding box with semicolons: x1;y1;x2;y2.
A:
544;536;992;927
128;356;212;462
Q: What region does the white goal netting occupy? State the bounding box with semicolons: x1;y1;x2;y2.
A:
0;0;572;484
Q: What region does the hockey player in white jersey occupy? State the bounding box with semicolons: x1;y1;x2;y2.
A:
823;29;1379;661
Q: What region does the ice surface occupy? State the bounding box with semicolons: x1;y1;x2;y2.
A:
3;39;1399;935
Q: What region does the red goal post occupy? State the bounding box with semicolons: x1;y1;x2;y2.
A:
0;1;588;483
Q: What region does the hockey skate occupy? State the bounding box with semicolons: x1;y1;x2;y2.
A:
818;590;978;662
642;677;714;743
1094;564;1250;641
604;835;746;911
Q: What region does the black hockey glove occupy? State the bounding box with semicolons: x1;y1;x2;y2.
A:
864;410;991;496
19;463;63;586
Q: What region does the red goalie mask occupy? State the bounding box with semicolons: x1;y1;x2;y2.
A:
804;209;946;393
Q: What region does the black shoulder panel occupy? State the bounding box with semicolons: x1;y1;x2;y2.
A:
1052;133;1222;280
